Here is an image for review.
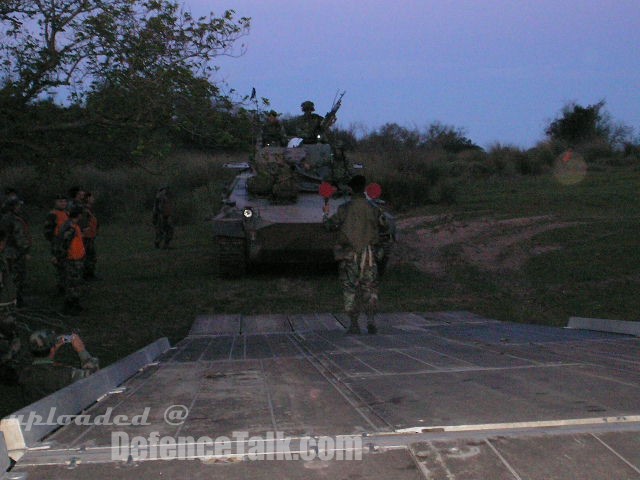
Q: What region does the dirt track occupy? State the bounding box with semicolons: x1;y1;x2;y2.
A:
391;215;578;275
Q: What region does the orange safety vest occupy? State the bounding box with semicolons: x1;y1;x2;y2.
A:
68;224;86;260
53;209;69;236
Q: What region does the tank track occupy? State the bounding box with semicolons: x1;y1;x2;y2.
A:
215;236;247;277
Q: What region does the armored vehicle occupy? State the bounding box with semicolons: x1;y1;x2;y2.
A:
212;142;394;276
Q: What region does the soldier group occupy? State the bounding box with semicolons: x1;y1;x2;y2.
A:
42;187;100;314
0;187;101;404
0;98;387;411
259;101;391;334
259;99;335;148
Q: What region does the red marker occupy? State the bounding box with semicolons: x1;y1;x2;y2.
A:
365;182;382;199
319;182;337;215
319;182;337;199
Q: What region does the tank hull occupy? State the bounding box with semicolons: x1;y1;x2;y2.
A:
212;147;394;275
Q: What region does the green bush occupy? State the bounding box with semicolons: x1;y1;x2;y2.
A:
0;165;42;203
485;143;526;175
0;151;240;224
579;139;615;163
526;144;556;170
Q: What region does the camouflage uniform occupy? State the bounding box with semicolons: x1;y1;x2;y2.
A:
0;250;21;385
296;101;326;144
260;111;288;147
324;188;389;333
0;200;32;307
82;200;99;279
54;218;86;312
152;188;174;248
297;113;325;144
18;330;99;404
44;200;69;292
248;148;299;202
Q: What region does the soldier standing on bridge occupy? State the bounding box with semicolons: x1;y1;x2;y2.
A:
323;175;389;335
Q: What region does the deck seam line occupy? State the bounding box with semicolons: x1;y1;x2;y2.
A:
288;333;386;431
228;335;237;361
406;446;438;480
391;348;438;368
484;439;523;480
173;362;208;438
311;331;386;375
260;360;279;432
590;433;640;474
345;362;585;378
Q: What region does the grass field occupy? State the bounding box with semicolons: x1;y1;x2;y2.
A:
1;164;638;417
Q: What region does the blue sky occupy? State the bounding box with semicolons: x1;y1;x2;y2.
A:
185;0;639;148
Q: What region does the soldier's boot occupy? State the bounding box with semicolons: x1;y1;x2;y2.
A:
15;294;24;309
346;312;361;335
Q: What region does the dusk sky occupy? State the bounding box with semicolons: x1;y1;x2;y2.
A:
187;0;638;148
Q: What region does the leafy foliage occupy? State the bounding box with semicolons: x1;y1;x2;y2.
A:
545;100;635;151
545;101;605;145
422;122;480;153
0;0;252;166
358;122;480;153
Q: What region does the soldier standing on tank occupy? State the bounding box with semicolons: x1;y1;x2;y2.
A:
152;186;174;249
44;194;69;294
54;207;86;314
323;175;388;334
260;110;288;147
19;330;99;404
297;101;326;144
0;197;31;308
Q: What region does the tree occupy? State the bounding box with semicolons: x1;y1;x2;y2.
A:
421;122;480;153
545;101;606;145
545;101;635;151
359;123;421;151
1;0;249;103
0;0;251;163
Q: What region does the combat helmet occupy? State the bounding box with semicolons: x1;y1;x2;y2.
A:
301;101;315;112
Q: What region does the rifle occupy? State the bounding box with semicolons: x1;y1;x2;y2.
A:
322;91;345;129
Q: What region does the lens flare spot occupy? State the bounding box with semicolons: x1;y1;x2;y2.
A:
553;150;587;185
